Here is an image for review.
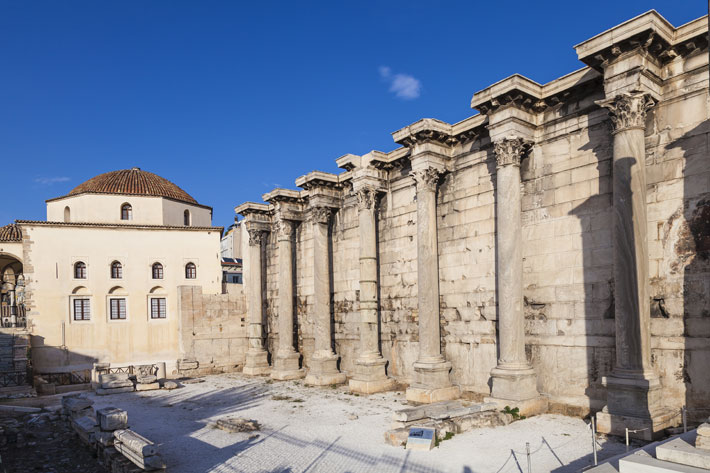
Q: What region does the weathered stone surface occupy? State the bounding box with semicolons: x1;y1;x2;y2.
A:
113;429;158;456
72;415;98;446
97;407;128;431
215;417;260;433
96;430;116;447
657;436;710;469
63;396;93;412
100;373;134;389
384;427;409;446
96;386;134;396
136;375;157;384
235;11;710;421
393;401;462;422
162;381;178;390
135;382;160;391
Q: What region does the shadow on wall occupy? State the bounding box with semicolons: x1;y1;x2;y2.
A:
569;119;615;416
30;335;98;373
668;118;710;423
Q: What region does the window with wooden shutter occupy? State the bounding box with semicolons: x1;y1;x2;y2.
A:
73;298;91;321
150;298;166;319
110;298;127;320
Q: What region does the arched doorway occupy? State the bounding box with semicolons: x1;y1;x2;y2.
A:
0;253;25;328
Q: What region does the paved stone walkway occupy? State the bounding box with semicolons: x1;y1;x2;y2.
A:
87;374;628;473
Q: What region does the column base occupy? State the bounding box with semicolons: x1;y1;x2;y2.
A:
243;350;271;376
596;373;674;440
271;351;304;381
405;360;459;404
484;396;548;418
490;365;539;401
305;352;346;386
349;357;394;394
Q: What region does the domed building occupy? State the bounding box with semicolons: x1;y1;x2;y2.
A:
12;168;225;376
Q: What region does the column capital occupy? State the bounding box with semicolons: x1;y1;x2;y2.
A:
493;136;532;168
409;167;442;193
355;186;379;212
273;216;294;240
308;205;331;225
596;91;655;134
247;228;266;246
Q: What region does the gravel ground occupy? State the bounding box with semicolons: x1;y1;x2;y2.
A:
86;374;628;473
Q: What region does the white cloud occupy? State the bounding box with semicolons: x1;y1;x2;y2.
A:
34;176;70;185
378;66;421;100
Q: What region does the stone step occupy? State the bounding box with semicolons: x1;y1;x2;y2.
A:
656;436;710;470
619;453;710;473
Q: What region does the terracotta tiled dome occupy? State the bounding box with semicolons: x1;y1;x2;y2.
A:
0;224;22;242
67;168;197;204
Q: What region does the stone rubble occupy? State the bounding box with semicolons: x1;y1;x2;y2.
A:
696;422;710;451
215;417;260;433
384;400;512;445
58;394;167;472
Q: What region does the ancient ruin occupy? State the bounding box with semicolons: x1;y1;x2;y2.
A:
226;10;710;440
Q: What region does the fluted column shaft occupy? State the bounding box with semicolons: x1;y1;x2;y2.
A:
277;222;295;356
487;136;539;403
494;140;528;370
305;206;346;385
271;218;304;380
247;229;265;352
405;166;458;403
598;92;656;378
243;227;271;375
413;168;444;364
349;186;393;393
357;188;380;359
595;91;664;438
312;209;332;356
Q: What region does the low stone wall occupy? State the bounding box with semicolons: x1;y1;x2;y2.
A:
177;284;247;376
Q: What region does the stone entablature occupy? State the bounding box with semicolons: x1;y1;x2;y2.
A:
234;10;709;435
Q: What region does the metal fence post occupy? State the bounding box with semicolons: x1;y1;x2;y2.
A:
625;428;630;452
592;417;598;466
526;442;531;473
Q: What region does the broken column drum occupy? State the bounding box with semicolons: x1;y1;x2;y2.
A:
349;186;394;394
271;217;304;380
305;206;346;386
243;227;271;376
488;137;540;403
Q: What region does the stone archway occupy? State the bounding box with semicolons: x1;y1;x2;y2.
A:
0;253;25;328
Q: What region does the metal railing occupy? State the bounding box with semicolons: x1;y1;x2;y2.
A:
36;370;90;386
0;371;27;387
107;364;158;377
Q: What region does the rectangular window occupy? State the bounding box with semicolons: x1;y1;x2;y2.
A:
109;298;127;320
150;298;166;319
73;298;91;321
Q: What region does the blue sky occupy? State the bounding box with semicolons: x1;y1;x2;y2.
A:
1;1;706;228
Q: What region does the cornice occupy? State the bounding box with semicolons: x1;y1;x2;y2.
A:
575;10;708;71
261;188;304;204
295;170;344;190
234;202;271;218
471;69;602;116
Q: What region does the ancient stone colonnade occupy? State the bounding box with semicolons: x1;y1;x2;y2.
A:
233;12;709;440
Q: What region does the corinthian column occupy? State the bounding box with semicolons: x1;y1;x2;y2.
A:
349;186;394;394
271;217;304;380
243;227;271;376
405;166;460;404
595;92;665;439
486;137;543;415
304;206;346;386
